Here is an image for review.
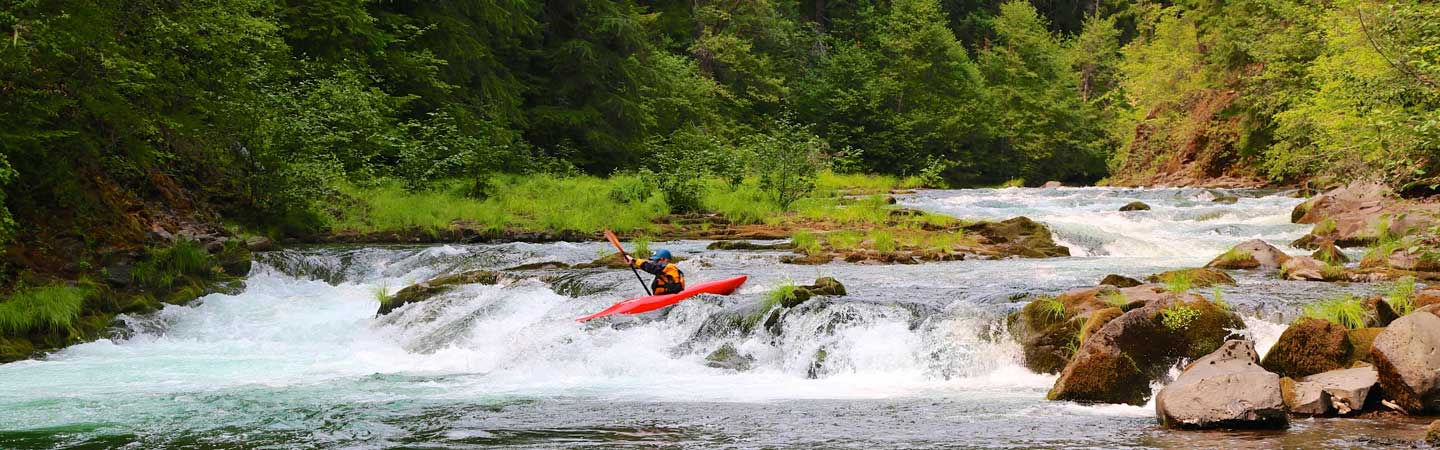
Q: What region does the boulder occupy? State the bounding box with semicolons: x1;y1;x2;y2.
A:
780;277;848;308
1008;286;1123;374
963;217;1070;258
1048;294;1244;405
1311;243;1349;265
1146;268;1236;288
1261;318;1352;378
1293;182;1439;247
1155;340;1288;429
1282;377;1328;415
1206;239;1291;270
1099;274;1144;288
1299;366;1379;415
1281;256;1326;281
1042;181;1064;188
244;236;274;252
1079;307;1124;345
704;343;754;371
1120;201;1151;212
379;270;504;316
1370;310;1440;413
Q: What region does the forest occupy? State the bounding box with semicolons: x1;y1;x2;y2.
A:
1;0;1438;273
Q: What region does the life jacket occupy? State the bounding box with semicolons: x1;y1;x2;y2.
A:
634;260;686;295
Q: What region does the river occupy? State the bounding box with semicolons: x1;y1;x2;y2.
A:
0;188;1429;449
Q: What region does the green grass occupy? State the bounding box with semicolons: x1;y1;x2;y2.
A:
1217;249;1253;265
795;195;892;225
1363;238;1404;263
815;171;902;194
0;284;92;335
870;230;897;253
824;231;866;251
1035;296;1067;321
999;178;1026;188
133;240;216;290
1320;264;1347;280
335;175;670;233
792;230;822;255
1314;218;1338;235
1211;288;1230;311
632;237;653;259
1303;295;1367;330
1386;276;1418;316
1161;304;1201;331
701;179;781;225
745;281;799;329
1164;271;1194;294
374;285;394;308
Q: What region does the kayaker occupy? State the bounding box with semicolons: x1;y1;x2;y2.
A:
624;249;686;295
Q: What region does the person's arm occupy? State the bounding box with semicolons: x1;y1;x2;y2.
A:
628;257;663;275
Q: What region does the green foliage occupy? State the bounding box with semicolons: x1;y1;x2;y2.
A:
701;179;781;225
1161;304;1201;331
1386;276;1418;316
791;231;822;256
870;230;897;253
745;120;827;210
133;240;216;291
0;284;92;335
1303;295;1367;330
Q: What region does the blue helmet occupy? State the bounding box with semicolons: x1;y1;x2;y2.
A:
649;249;674;261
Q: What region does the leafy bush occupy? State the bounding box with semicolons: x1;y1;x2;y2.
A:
745;119;828;210
1161;304;1201;331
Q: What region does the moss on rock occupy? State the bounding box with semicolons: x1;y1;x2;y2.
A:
1260;318;1351;378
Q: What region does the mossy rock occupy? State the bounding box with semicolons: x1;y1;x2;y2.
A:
704;343;755;371
1345;327;1384;367
1260;318;1351;378
381;270;503;316
1099;274;1144;288
1009;287;1120;375
1047;295;1243;405
504;261;572;271
1079;307;1123;345
1146;268;1236;288
1119;201;1151;212
1312;243;1349;265
706;241;795;251
0;337;37;363
962;217;1070;258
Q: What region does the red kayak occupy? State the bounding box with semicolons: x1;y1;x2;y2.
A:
577;276;748;322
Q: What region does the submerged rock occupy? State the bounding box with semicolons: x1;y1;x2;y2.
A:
380;270;503;316
1261;318;1352;378
1212;195;1239;204
1370;308;1440;414
1048;294;1244;405
962;217;1070;258
704;343;754;371
1156;340;1287;429
1206;239;1291;270
1120;201;1151;212
1099;274;1144;288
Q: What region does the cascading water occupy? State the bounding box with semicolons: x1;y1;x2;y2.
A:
0;188;1419;449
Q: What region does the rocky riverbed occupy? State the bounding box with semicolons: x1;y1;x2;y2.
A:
1;187;1437;449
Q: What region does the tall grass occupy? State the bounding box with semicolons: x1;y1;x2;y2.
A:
814;171;901;194
1386;276;1418;316
1034;296;1066;320
795;195;892;225
133;240;215;290
824;231;866;251
1303;295;1367;330
1163;271;1194;294
745;280;799;329
870;230;897;253
701;179;780;225
0;284;92;335
792;230;821;255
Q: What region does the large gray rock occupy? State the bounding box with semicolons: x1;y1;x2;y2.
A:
1281;256;1326;281
1156;340;1288;429
1371;310;1440;413
1285;366;1379;416
1207;239;1292;270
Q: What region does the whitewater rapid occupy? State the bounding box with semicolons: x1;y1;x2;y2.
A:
2;187;1408;449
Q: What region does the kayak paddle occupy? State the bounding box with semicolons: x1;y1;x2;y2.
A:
604;229;652;296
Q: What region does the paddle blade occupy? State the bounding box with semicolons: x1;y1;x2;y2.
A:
603;229;626;255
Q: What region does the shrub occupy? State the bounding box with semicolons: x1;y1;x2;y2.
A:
1303;295;1367;330
745;119;827;210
